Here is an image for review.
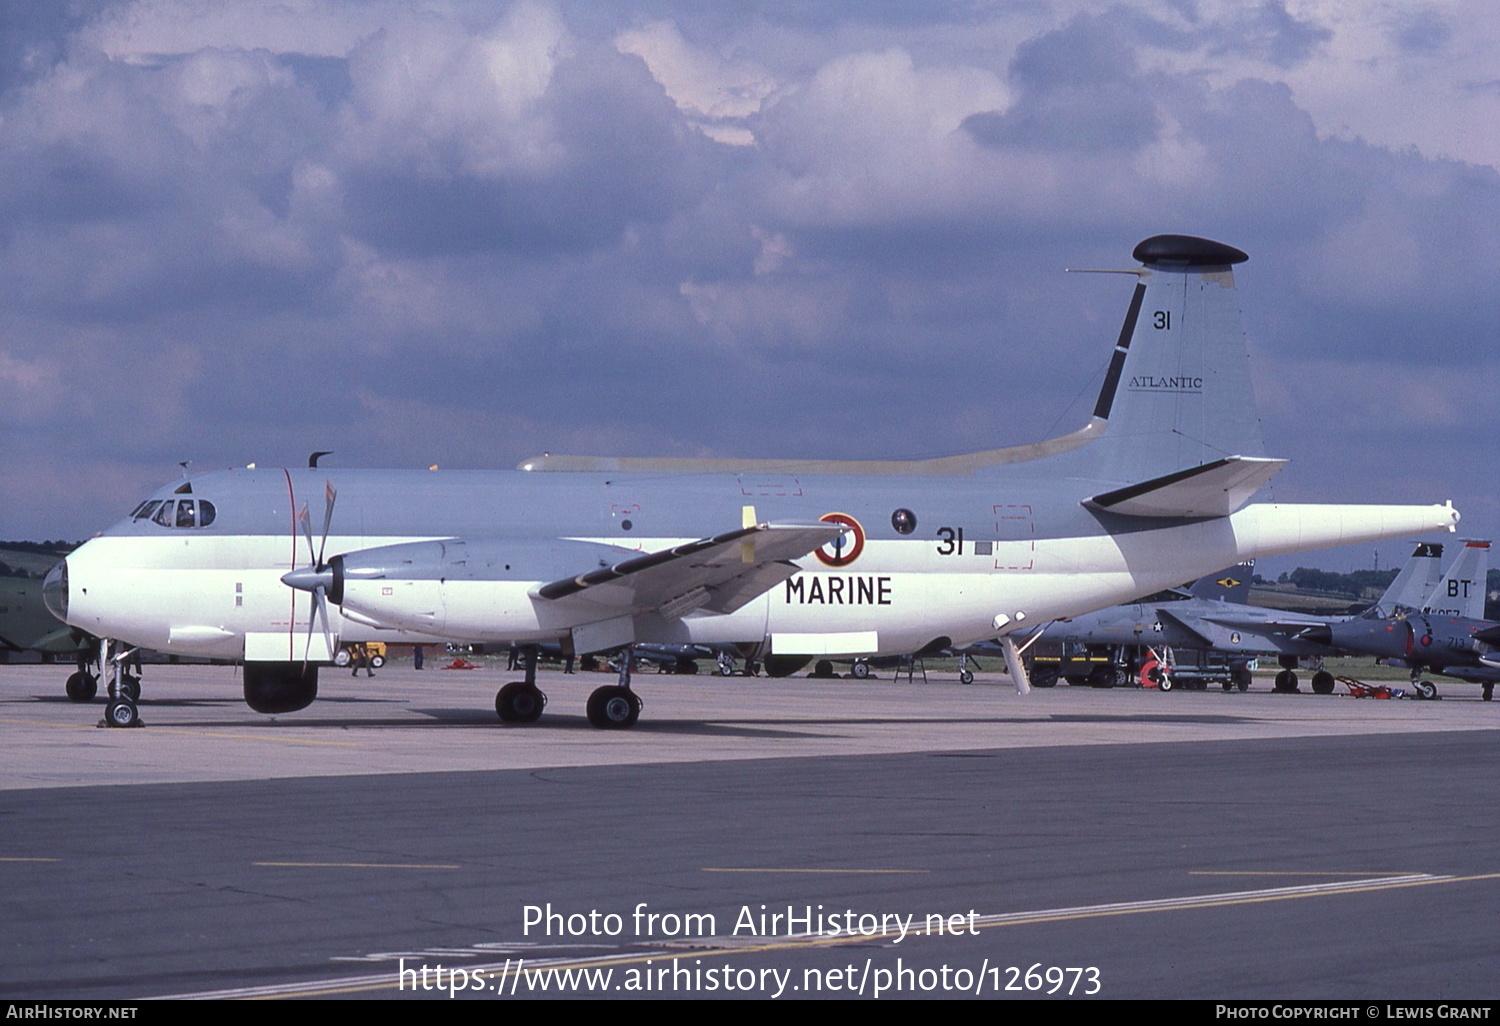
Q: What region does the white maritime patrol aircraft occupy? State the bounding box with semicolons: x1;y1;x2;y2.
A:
44;235;1459;729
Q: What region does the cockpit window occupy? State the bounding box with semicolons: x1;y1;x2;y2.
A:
142;498;216;528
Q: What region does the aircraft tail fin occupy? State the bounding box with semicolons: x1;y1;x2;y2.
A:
1067;235;1268;486
1373;542;1447;615
1422;540;1489;618
1186;563;1254;604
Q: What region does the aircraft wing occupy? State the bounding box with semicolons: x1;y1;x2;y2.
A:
535;523;846;619
1199;612;1333;635
1152;606;1217;647
1084;456;1287;518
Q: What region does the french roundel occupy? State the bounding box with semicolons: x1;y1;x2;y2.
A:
815;512;865;567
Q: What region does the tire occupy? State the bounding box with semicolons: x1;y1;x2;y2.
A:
334;649;351;667
65;671;97;703
1311;670;1335;695
959;669;974;685
495;681;546;723
1030;668;1058;688
587;686;641;729
370;655;386;669
105;700;139;728
1274;669;1299;693
1158;675;1174;692
119;675;141;703
851;661;870;680
1414;680;1437;700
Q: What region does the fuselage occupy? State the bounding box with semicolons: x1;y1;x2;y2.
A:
49;464;1459;663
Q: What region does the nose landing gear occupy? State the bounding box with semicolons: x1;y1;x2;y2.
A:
97;639;143;728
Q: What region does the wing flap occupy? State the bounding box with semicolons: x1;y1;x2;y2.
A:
1084;456;1287;518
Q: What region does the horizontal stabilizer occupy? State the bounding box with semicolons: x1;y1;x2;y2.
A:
1084;456;1286;518
535;522;846;619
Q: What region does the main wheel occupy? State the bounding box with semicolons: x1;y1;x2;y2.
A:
333;649;351;667
105;700;140;728
65;671;97;703
495;681;546;723
1311;670;1335;695
587;686;641;729
850;661;870;680
1414;680;1437;700
1274;669;1299;693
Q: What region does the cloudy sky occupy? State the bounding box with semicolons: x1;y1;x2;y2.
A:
1;0;1496;573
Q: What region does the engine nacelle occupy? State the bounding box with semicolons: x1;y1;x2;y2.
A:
244;662;319;714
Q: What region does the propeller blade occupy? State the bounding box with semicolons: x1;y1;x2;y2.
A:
317;481;337;569
302;584;333;672
297;503;317;569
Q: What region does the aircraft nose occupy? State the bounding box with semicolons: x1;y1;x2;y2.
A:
42;559;68;622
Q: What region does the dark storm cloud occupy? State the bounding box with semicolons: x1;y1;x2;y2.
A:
341;40;716;258
1208;0;1331;68
963;13;1160;152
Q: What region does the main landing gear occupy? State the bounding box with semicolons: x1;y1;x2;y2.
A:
492;644;643;729
587;650;642;730
495;646;548;723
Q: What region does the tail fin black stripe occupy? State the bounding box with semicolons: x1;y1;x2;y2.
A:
1091;281;1147;421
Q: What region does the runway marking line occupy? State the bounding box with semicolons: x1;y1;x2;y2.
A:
1189;870;1417;877
253;862;462;869
0;717;359;747
702;868;929;874
154;870;1500;1000
0;857;60;862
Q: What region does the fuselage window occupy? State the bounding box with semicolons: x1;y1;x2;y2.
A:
135;500;163;521
197;500;216;527
176;500;197;528
153;502;176;527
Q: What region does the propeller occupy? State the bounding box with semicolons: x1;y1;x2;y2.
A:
280;481;338;667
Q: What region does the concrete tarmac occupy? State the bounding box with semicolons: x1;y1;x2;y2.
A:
3;662;1498;1000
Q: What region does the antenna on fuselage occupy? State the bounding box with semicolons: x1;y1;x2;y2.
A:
309;451;333;468
178;460;190;477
